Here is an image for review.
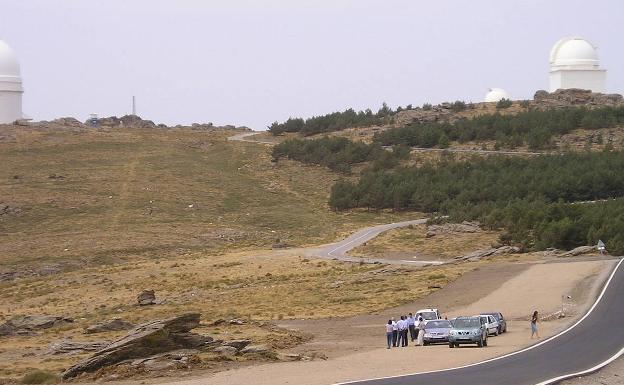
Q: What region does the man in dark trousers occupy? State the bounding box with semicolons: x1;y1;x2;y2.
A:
391;317;398;347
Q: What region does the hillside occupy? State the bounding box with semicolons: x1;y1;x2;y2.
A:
0;124;410;275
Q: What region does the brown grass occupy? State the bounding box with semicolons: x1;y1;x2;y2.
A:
349;224;502;260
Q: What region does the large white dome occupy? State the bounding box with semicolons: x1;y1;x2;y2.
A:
550;37;599;68
0;40;21;78
484;88;509;103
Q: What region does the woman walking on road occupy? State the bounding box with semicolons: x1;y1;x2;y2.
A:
386;320;394;349
531;310;540;339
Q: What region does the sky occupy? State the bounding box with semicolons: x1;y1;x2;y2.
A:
0;0;623;129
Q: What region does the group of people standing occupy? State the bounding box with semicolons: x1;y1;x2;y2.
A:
385;313;427;348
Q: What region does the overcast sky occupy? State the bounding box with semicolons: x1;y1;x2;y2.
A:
1;0;622;129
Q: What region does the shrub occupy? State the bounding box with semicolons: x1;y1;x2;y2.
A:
451;100;467;112
21;370;59;385
496;98;513;109
422;103;432;111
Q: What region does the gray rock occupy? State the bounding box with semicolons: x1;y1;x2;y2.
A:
222;339;251;350
239;344;271;355
85;318;135;334
213;346;237;356
137;290;156;306
49;340;110;355
62;313;212;379
559;245;596;257
0;315;73;336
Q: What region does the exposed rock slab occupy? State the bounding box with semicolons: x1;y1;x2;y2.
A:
62;313;212;379
0;315;73;336
49;340;110;355
559;245;596;257
85;318;135;334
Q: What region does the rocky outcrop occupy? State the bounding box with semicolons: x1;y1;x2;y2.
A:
0;315;73;336
62;313;213;379
90;115;156;129
49;340;110;355
84;319;135;334
137;290;156;306
533;89;624;110
454;246;520;262
559;245;596;257
426;221;481;237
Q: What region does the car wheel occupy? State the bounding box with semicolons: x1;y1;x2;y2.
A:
423;341;429;346
498;326;502;334
449;342;454;348
494;329;499;336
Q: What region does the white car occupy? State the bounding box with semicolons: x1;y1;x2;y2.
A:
477;314;500;336
416;308;441;321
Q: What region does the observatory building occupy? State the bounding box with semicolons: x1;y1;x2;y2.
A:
484;88;509;103
0;40;23;124
549;37;606;93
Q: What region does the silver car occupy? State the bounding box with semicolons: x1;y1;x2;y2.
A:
423;319;452;345
448;316;488;348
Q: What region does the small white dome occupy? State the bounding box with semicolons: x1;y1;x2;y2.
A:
0;40;21;78
484;88;509;103
550;37;599;68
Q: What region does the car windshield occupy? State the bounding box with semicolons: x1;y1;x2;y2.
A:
420;312;437;320
452;318;480;328
425;320;451;329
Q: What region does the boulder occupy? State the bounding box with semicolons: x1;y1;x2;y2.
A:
62;313;212;379
559;245;596;257
0;315;73;336
239;344;271;355
137;290;156;306
213;346;237;356
222;339;251;351
84;318;135;334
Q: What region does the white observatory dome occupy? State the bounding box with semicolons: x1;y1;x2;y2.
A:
0;40;21;78
484;88;509;103
0;40;23;124
550;37;599;68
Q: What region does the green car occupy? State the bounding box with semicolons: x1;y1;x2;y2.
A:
448;316;488;348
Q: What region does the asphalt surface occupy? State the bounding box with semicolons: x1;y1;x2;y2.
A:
339;258;624;385
307;219;442;266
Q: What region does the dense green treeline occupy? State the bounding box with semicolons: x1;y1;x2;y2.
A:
329;151;624;253
272;136;409;173
373;106;624;150
268;104;395;136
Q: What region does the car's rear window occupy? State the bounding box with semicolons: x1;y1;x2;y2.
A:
425;320;451;329
452;318;480;328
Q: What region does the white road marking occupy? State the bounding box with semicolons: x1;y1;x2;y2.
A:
333;258;624;385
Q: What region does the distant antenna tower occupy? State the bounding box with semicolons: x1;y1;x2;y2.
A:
132;96;136;116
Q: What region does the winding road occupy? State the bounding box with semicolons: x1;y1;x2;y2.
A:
228;131;624;384
337;258;624;385
305;218;444;266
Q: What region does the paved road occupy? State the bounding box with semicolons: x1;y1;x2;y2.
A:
337;258;624;385
227;131;276;144
306;219;444;266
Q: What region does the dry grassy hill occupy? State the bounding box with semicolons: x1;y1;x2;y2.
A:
0;125;409;274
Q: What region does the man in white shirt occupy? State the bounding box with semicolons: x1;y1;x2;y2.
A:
391;317;398;347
